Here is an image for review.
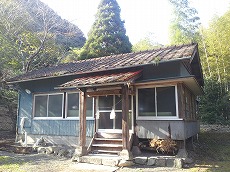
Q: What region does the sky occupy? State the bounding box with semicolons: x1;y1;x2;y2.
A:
40;0;230;45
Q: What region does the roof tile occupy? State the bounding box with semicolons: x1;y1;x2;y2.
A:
9;43;197;82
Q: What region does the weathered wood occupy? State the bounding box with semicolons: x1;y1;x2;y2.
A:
122;85;129;150
177;83;185;119
79;90;87;147
87;89;121;97
96;132;122;139
87;89;135;97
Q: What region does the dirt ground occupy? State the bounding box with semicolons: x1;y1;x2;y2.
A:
1;125;230;172
0;150;194;172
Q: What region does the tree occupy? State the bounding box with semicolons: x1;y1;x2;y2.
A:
168;0;200;44
132;33;162;52
79;0;132;59
198;10;230;124
0;0;85;76
199;12;230;85
199;80;230;124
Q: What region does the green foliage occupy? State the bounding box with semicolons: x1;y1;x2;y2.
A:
132;35;162;52
20;0;85;49
199;80;230;124
169;0;200;44
79;0;132;59
199;10;230;83
0;0;85;77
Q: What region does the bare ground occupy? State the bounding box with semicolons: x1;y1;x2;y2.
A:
1;125;230;172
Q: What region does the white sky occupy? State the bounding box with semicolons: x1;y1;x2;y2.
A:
40;0;230;45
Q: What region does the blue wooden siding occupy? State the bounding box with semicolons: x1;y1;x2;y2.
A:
18;77;95;137
31;120;94;137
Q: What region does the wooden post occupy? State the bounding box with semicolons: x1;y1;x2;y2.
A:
120;84;133;161
79;89;87;147
74;88;87;157
122;85;129;150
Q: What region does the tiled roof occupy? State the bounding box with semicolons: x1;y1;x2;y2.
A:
8;43;197;83
58;70;142;89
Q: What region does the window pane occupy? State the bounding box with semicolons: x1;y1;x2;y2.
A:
115;95;122;110
115;112;122;129
34;95;47;117
157;86;176;116
138;88;156;116
99;95;113;110
86;97;93;117
67;93;79;117
98;112;113;129
115;95;132;110
48;94;63;117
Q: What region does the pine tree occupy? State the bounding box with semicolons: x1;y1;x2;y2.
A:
79;0;132;59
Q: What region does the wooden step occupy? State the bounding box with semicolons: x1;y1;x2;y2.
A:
94;138;122;141
92;143;122;148
96;132;122;139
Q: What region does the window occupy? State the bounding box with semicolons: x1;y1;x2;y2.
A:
34;93;64;118
66;93;79;117
33;92;94;119
66;92;94;118
97;95;133;130
137;86;178;119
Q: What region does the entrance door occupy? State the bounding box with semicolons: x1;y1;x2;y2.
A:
97;95;133;132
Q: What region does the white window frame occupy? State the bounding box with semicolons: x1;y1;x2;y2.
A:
65;92;94;120
136;84;180;120
33;93;64;120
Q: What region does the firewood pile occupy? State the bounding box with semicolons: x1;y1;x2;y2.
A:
149;138;178;155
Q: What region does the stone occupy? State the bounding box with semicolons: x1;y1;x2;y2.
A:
66;149;74;158
52;147;61;156
176;149;188;158
102;158;119;166
72;156;80;162
146;157;156;166
80;156;102;165
131;146;141;156
134;157;148;165
58;149;69;157
174;158;183;168
155;158;166;167
14;146;33;154
183;158;194;164
166;158;174;167
118;160;134;167
119;149;133;160
37;147;46;154
45;147;54;154
74;146;87;156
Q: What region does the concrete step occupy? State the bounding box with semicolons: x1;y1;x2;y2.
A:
91;149;121;154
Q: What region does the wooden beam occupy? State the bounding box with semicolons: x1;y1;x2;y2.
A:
87;89;121;97
87;89;135;97
122;85;129;150
79;90;87;147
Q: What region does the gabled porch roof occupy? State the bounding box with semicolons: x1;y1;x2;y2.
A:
56;70;142;89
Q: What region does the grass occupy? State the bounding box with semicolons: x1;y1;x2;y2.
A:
0;156;24;172
189;131;230;172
